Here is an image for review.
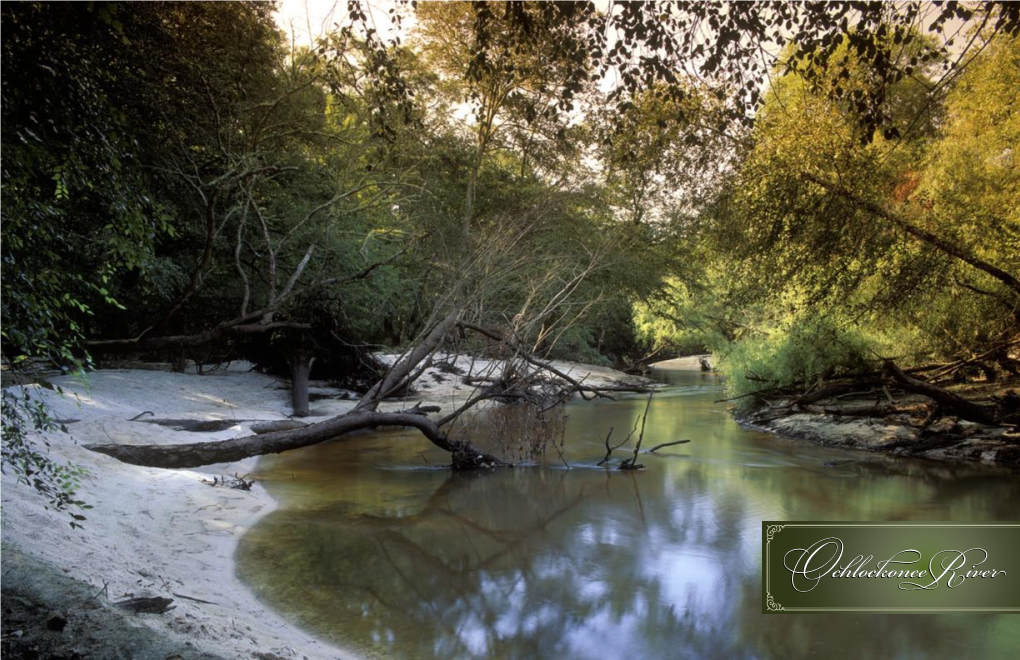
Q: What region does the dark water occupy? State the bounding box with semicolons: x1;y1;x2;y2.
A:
237;368;1020;659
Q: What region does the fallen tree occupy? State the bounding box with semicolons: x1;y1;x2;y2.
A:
881;359;999;426
84;221;652;470
84;310;649;470
87;407;485;469
743;349;1016;430
85;308;491;469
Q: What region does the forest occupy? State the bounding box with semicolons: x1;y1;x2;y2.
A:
1;2;1019;658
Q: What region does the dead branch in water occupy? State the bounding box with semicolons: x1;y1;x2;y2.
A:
620;391;654;470
596;426;625;467
646;439;691;453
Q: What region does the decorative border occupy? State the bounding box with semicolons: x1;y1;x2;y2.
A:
764;524;784;611
762;523;1020;613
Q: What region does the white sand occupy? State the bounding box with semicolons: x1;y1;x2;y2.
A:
2;365;358;659
649;354;713;371
1;356;646;657
377;351;646;404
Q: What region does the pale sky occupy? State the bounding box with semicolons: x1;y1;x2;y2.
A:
271;0;973;123
274;0;401;48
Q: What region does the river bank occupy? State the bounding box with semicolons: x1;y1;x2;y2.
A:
1;357;649;658
651;356;1020;468
734;387;1020;468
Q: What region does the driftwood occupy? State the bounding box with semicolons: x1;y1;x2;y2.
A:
250;419;307;434
797;403;928;418
882;360;998;425
748;354;1010;431
114;596;175;614
924;338;1020;383
202;473;254;490
139;418;240;433
795;380;884;406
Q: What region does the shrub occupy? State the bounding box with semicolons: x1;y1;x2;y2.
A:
713;315;875;407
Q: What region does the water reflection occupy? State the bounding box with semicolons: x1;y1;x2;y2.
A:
237;369;1020;659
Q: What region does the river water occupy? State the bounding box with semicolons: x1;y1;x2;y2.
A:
237;367;1020;659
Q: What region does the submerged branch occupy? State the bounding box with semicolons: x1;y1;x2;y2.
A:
620;391;654;470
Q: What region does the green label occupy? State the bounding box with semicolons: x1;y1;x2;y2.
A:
762;522;1020;613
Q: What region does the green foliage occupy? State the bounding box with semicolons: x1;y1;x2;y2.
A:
2;3;159;514
633;280;720;358
720;30;941;310
684;26;1020;395
713;315;875;406
912;33;1020;341
1;3;164;365
1;387;92;527
2;2;1013;464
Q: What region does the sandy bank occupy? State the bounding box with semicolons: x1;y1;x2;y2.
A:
649;354;713;372
1;356;648;658
2;365;358;659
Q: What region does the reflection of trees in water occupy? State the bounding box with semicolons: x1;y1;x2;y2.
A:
758;457;1020;523
733;577;1011;660
239;449;1020;659
239;465;758;658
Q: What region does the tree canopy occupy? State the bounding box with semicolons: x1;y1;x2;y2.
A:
2;1;1018;495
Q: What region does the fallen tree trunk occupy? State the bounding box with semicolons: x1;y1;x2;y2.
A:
798;403;929;418
84;311;644;470
84;309;505;469
883;360;999;426
795;379;885;406
357;311;463;411
85;409;497;469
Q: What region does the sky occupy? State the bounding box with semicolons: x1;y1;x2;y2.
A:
274;0;400;48
271;0;975;127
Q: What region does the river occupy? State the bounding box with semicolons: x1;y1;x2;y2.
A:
237;366;1020;659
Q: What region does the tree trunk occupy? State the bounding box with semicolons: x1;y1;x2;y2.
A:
290;354;313;417
356;310;463;412
85;410;498;469
883;360;999;425
802;173;1020;296
171;348;187;373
